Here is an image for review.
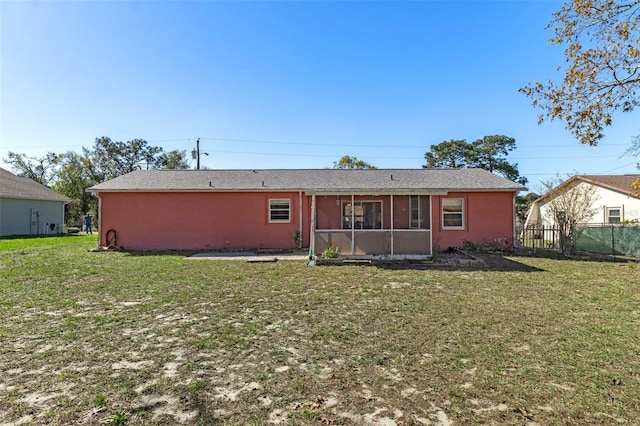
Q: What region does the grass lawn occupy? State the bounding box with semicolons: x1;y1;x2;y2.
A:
1;236;639;425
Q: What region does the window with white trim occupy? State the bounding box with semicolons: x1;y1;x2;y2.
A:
442;198;464;229
269;199;291;223
606;207;621;224
342;201;382;229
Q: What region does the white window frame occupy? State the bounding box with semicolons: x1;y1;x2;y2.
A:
606;207;621;224
269;199;291;223
442;198;464;230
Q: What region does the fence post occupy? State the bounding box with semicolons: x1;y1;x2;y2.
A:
611;224;615;258
533;225;537;253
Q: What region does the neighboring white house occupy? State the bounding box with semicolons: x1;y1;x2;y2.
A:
525;174;640;227
0;167;70;236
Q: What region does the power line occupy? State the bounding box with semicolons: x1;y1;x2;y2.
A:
3;134;633;152
205;148;628;161
195;136;632;150
597;161;639;174
207;149;407;160
2;136;637;165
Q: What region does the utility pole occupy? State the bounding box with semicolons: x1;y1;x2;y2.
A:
196;138;201;170
191;138;208;170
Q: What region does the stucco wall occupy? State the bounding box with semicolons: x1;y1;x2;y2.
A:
431;192;516;249
0;197;65;236
98;191;516;252
98;192;310;250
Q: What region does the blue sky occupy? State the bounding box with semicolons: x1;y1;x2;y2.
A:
2;0;639;193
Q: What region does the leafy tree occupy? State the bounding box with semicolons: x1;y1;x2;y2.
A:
5;137;183;226
520;0;640;147
541;175;600;254
468;135;527;185
158;150;191;169
3;151;61;185
332;155;377;169
89;137;163;181
51;152;98;224
423;139;469;168
516;192;540;225
423;135;527;185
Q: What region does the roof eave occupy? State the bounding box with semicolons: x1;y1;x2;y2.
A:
89;187;524;194
0;194;70;203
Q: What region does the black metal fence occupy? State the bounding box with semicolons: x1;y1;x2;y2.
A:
520;225;560;250
520;224;640;258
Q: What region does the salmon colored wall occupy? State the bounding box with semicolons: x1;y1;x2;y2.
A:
316;196;340;229
393;196;411;229
431;192;515;249
98;192;310;251
98;191;516;252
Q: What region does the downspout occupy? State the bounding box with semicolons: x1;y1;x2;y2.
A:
298;191;303;249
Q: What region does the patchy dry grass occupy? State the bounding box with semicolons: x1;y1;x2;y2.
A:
1;238;639;425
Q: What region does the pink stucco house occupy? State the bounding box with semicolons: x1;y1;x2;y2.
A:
88;168;525;258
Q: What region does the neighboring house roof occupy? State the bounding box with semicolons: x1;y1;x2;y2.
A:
534;174;640;204
578;175;640;197
88;168;526;194
0;168;70;202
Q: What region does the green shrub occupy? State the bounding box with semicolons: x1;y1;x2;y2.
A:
322;245;340;258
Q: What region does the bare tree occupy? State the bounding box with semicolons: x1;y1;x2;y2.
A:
541;176;601;254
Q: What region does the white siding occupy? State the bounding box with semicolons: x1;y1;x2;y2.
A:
0;197;65;236
537;182;640;226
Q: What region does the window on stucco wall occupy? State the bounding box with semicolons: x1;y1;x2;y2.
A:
269;199;291;223
442;198;464;229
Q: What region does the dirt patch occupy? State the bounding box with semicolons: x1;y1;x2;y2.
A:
2;241;640;424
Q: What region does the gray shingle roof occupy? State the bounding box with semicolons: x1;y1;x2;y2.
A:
88;168;526;193
0;168;70;202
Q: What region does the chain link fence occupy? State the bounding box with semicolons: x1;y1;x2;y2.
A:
520;224;640;258
575;225;640;258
